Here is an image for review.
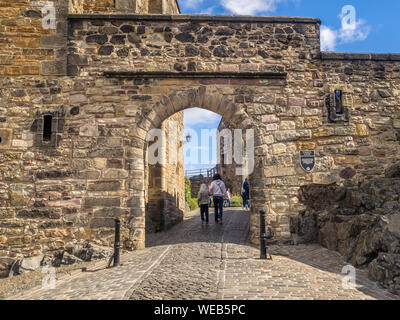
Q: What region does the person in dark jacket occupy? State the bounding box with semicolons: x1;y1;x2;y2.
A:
209;173;227;224
242;178;250;210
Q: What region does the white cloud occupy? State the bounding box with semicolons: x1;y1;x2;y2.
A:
220;0;282;15
339;19;370;44
182;0;204;9
321;20;371;51
200;7;215;14
320;25;337;51
184;108;221;126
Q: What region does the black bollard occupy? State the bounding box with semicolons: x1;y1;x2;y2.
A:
114;218;121;267
260;210;267;260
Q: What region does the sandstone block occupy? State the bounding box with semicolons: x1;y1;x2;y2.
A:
334;156;360;165
90;218;115;228
88;181;121;191
297;141;316;150
17;208;61;220
84;197;121;207
70;94;88;104
288;97;306;107
0;209;14;220
79;125;99;137
312;128;335;137
356;124;369;136
272;143;287;155
264;166;296;178
219;64;239;72
280;121;296;130
94;208;129;218
312;173;339;185
304;117;323;129
103;169;129;179
262;114;279;124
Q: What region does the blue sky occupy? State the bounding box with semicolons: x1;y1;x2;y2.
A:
184;108;222;173
183;0;400;172
179;0;400;53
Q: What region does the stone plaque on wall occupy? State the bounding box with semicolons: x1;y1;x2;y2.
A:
300;150;315;173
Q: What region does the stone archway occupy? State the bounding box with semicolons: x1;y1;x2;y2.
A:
125;86;263;249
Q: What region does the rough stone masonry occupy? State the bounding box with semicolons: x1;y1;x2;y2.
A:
0;0;399;285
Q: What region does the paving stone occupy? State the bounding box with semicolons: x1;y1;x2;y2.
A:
7;209;400;300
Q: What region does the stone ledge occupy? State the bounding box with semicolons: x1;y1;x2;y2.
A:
103;71;287;79
320;52;400;61
68;14;321;24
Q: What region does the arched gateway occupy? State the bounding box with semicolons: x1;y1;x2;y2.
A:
129;86;262;249
0;0;399;263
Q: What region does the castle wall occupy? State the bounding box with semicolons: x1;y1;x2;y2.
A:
146;111;185;232
0;4;399;260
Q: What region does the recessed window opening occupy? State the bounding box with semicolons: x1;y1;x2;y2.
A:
335;90;344;114
43;115;52;142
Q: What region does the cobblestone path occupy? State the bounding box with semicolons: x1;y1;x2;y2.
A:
8;209;400;300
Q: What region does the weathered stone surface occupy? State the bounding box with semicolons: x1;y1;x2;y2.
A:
386;162;400;178
19;255;44;274
176;33;194;43
84;197;121;207
369;253;400;295
61;252;83;266
88;181;121;191
0;257;17;278
291;175;400;294
86;34;108;45
17;209;61;220
66;243;112;261
98;45;114;55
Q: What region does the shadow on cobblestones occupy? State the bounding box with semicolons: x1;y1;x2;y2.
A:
141;208;399;300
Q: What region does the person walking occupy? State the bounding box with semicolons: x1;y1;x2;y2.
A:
197;184;209;224
242;178;250;210
209;173;227;224
208;185;213;207
224;188;231;207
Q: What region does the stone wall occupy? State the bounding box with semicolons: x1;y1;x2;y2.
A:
0;4;400;263
70;0;180;14
189;176;212;199
146;111;185;232
0;0;67;77
290;162;400;294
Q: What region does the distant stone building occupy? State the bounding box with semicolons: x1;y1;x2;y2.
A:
217;117;243;195
0;0;399;267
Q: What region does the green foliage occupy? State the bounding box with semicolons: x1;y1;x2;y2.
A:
188;198;199;211
230;195;243;207
185;177;199;210
184;177;192;201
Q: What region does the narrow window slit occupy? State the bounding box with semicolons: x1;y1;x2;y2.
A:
43;115;52;141
335;90;344;114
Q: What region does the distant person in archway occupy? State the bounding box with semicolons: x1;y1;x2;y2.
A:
241;178;250;210
197;184;209;224
207;185;213;207
224;188;231;208
209;173;227;224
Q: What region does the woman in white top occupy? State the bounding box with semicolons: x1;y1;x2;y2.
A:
209;173;227;224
